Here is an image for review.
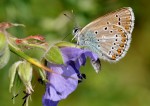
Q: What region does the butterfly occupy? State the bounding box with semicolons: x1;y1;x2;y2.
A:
73;7;135;62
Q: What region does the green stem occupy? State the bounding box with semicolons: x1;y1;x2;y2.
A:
8;41;56;74
23;43;47;50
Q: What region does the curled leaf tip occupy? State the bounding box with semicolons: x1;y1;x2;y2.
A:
0;22;25;30
11;23;25;27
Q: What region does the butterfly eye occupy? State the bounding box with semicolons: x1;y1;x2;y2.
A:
73;27;80;35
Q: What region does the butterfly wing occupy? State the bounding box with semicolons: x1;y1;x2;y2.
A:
79;7;134;62
81;7;134;34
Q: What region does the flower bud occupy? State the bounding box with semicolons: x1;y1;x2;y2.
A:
0;32;10;69
18;61;33;94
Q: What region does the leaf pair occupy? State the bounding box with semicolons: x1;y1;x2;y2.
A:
9;61;33;94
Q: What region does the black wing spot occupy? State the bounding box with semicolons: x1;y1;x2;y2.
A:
104;27;108;30
110;30;113;33
95;31;98;34
118;22;121;25
107;22;110;24
115;14;118;17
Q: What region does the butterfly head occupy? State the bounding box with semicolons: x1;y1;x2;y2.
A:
72;27;82;43
72;27;81;36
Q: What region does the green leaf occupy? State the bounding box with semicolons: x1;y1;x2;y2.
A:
45;46;64;64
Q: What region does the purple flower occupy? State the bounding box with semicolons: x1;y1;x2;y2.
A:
42;47;100;106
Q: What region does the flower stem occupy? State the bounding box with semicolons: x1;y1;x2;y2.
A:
8;41;56;74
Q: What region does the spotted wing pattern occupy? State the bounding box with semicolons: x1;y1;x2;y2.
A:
78;7;134;62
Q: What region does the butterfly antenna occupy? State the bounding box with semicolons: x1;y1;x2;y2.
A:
61;32;71;41
62;13;73;41
71;10;79;28
64;13;72;21
64;10;79;29
63;10;80;42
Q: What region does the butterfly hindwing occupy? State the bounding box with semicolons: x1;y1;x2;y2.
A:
79;24;131;62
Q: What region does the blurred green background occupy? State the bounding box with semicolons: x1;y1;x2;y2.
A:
0;0;150;106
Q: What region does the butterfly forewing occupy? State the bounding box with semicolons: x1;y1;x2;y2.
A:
81;7;134;34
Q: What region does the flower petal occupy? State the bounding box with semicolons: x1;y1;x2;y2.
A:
43;63;78;101
42;98;59;106
60;47;99;72
43;47;100;105
61;47;98;62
